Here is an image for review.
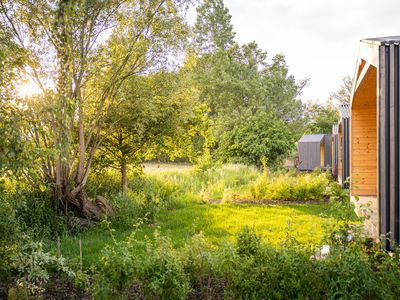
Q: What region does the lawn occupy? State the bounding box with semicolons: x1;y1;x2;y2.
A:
57;201;338;269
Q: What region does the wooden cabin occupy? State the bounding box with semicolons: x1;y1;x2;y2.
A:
297;134;332;171
350;36;400;246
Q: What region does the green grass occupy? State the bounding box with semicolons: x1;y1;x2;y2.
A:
50;164;345;271
56;201;338;269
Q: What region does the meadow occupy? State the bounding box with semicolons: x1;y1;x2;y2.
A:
55;164;339;269
4;164;400;300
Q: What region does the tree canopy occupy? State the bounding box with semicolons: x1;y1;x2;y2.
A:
0;0;335;220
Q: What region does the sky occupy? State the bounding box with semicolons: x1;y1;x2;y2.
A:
193;0;400;103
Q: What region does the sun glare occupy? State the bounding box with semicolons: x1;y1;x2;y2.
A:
18;80;43;98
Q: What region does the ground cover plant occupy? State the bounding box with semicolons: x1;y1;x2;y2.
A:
2;164;400;299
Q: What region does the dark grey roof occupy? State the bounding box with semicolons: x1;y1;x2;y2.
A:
338;104;350;119
298;134;325;143
362;36;400;46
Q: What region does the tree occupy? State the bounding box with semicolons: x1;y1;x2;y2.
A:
96;70;199;192
0;23;25;175
329;75;353;105
0;0;189;220
263;54;308;125
305;102;338;134
217;111;295;167
193;0;235;54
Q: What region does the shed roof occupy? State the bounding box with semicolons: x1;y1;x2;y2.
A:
298;134;325;143
339;104;350;119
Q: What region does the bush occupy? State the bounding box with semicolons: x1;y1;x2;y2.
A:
0;189;19;278
14;190;69;239
139;233;190;300
90;223;400;300
93;231;191;300
248;171;331;201
11;237;74;297
129;175;181;208
93;234;137;299
108;191;160;229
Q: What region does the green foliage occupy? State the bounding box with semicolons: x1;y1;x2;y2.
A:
248;170;331;201
218;111;296;167
87;170;181;229
90;222;400;300
12;237;74;297
305;101;339;134
14;190;69;239
0;25;26;175
139;233;191;299
323;249;374;299
236;226;261;257
194;0;235;53
95;70;201;190
93;233;137;298
0;194;19;277
94;230;190;300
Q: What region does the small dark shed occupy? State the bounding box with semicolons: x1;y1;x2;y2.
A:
297;134;332;171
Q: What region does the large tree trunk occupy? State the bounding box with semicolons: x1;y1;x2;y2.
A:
57;184;113;222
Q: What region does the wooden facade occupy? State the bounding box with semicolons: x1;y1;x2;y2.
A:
350;36;400;247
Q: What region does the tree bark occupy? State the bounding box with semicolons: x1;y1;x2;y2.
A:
121;159;128;193
58;187;113;222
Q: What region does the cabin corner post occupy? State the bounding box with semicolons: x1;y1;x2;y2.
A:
378;42;400;249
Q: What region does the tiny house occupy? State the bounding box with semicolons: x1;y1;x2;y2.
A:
350;36;400;246
297;134;332;171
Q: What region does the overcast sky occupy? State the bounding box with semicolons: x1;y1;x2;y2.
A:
195;0;400;103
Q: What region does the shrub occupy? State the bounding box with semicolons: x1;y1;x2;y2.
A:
13;190;68;239
138;233;190;300
92;234;137;299
93;231;190;300
249;171;331;201
86;171;121;197
11;237;74;297
323;249;375;299
180;232;215;292
211;227;325;299
236;226;262;257
108;191;159;229
129;175;181;209
0;185;20;278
